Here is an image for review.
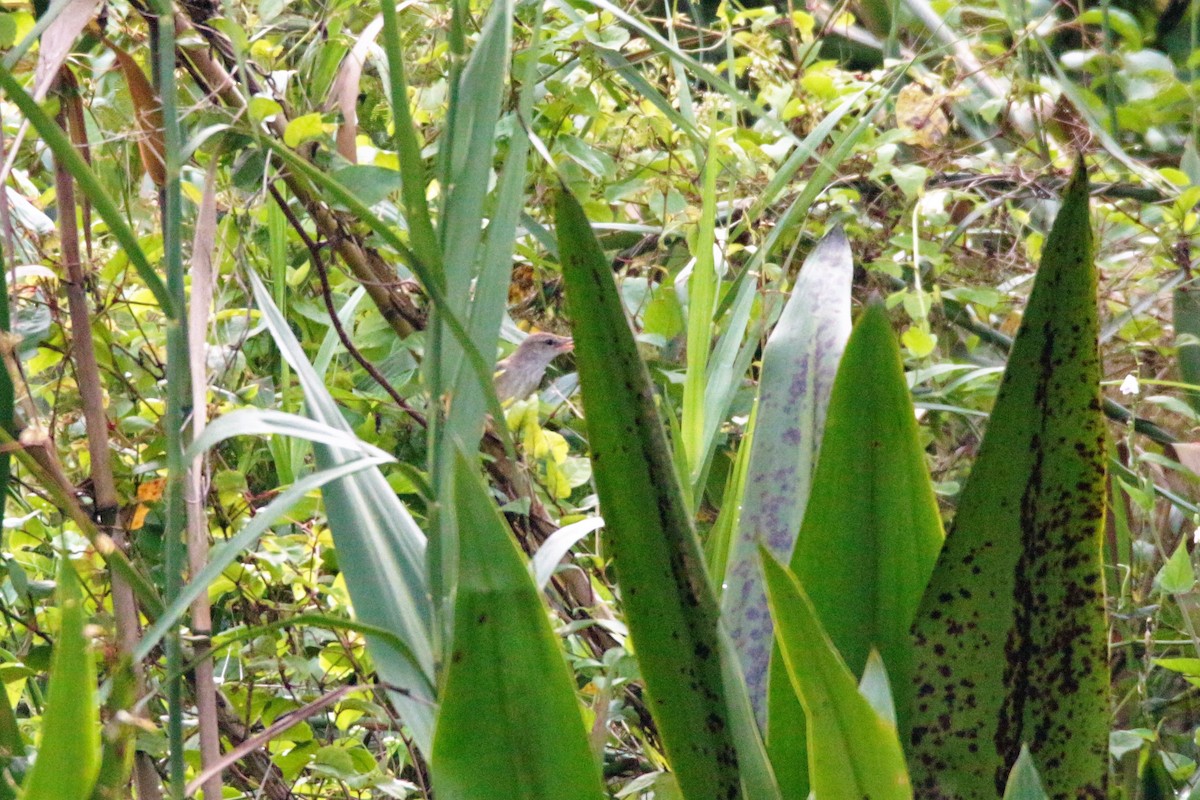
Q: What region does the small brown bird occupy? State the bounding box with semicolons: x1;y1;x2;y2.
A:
493;332;574;402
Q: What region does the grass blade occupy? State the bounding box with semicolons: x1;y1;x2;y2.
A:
249;272;437;753
22;560;99;800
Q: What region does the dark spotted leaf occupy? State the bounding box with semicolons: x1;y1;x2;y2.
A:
556;186;779;800
908;158;1108;799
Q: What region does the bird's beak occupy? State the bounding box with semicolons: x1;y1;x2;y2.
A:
559;339;575;354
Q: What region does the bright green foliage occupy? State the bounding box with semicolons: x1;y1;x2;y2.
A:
908;160;1108;799
760;547;912;800
22;560;99;800
430;450;605;800
768;302;944;797
556;185;745;800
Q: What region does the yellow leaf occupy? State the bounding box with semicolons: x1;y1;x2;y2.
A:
129;504;149;531
283;113;334;148
137;477;166;502
901;326;937;358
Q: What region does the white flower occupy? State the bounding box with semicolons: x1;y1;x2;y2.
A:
1119;374;1140;396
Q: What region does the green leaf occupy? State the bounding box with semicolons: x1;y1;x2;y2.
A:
22;561;99;800
283;112;333;147
556;186;776;800
767;303;944;798
722;226;853;720
681;145;719;490
1173;282;1200;415
760;548;912;800
908;158;1109;799
430;450;606;800
1003;746;1051;800
330;165;403;207
1158;539;1195;595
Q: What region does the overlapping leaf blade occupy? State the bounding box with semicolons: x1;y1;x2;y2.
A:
430;450;606;800
556;186;777;800
767;303;943;798
908;159;1108;799
722;227;853;718
760;548;912;800
249;273;436;754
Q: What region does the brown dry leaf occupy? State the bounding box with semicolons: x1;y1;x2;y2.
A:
324;15;384;163
103;39;166;187
189;159;219;418
32;0;101;101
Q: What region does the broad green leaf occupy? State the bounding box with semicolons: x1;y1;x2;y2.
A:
557;186;777;800
330;165;403;207
908;159;1108;799
1004;746;1051;800
767;304;943;798
723;227;853;719
23;561;99;800
760;548;912;800
1159;539;1195;595
249;273;436;754
430;451;606;800
283;112;333;147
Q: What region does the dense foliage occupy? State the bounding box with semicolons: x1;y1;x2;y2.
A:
0;0;1199;798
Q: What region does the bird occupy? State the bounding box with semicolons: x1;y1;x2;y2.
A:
493;332;574;403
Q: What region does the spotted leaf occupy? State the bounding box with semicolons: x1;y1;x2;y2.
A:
908;158;1108;799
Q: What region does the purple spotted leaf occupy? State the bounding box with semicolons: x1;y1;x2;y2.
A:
721;226;853;720
908;158;1108;799
766;304;944;800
